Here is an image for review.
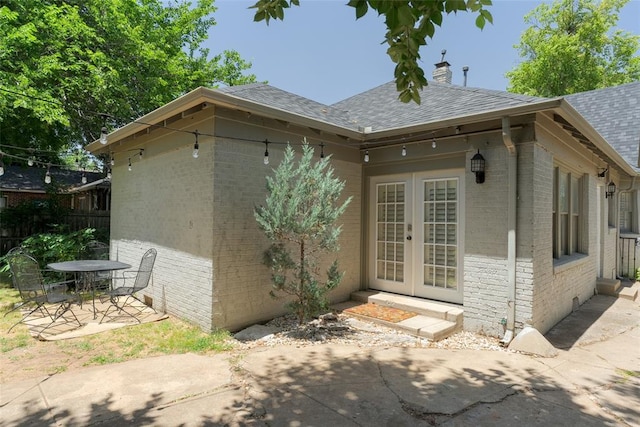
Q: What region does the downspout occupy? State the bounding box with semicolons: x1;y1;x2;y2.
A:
501;117;518;345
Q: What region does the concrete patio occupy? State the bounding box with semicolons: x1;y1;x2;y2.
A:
1;294;638;426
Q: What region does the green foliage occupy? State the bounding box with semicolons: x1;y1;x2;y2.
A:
255;142;352;324
0;189;69;230
0;0;258;163
250;0;492;104
507;0;640;97
0;228;100;275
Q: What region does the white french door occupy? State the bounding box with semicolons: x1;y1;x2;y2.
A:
369;172;464;304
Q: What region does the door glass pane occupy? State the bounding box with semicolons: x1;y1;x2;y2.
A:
424;266;434;286
435;267;446;288
377;261;385;279
375;183;405;283
446;269;457;289
422;178;458;290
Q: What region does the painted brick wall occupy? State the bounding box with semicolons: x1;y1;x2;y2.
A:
110;123;216;331
602;227;618;279
211;139;362;332
463;143;510;336
464;141;555;337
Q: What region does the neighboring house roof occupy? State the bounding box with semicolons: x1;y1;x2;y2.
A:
0;165;106;193
565;82;640;174
331;80;544;132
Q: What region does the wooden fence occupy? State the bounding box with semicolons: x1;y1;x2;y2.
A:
0;211;110;256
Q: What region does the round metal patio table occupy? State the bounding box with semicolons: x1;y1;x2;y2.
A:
48;260;132;319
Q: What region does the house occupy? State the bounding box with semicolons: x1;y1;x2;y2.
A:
0;165;110;254
0;164;110;211
86;65;639;340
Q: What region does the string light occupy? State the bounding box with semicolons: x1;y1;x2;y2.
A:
0;154;4;176
128;158;132;171
107;169;112;180
138;149;144;160
364;150;369;163
263;140;269;165
432;138;437;149
192;131;199;159
110;153;115;166
81;172;87;184
28;155;35;166
401;145;407;157
99;113;109;145
45;165;51;184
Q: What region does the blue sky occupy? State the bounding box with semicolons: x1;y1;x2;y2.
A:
206;0;640;105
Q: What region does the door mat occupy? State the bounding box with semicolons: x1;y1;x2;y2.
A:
343;303;417;323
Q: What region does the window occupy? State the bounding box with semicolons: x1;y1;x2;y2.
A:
552;167;584;259
619;191;636;233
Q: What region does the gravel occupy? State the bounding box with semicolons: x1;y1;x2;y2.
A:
230;312;507;352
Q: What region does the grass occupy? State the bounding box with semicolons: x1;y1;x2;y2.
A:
0;274;235;381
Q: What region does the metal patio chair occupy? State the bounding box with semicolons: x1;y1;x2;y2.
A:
100;248;157;323
83;241;112;292
6;250;81;334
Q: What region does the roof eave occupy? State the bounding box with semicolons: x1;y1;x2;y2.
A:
86;87;363;153
557;99;638;176
363;98;563;140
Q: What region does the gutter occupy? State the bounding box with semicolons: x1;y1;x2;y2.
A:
501;116;517;346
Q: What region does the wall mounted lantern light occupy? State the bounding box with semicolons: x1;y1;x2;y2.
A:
470;149;485;184
605;181;616;198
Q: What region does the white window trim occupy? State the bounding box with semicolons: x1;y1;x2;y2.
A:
553;166;586;261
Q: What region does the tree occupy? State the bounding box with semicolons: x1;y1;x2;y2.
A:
507;0;640;97
250;0;493;104
0;0;258;166
254;142;352;324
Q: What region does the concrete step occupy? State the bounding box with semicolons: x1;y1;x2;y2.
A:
617;282;639;301
337;291;463;341
596;278;620;296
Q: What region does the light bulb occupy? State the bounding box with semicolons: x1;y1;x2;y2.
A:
192;143;199;159
45;171;51;184
364;150;369;163
81;173;87;184
100;127;108;144
432;139;437;149
128;158;132;171
401;145;407;157
107;170;112;179
110;155;115;166
28;156;34;166
0;165;4;176
263;152;269;165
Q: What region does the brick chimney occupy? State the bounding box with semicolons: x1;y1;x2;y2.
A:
433;49;452;84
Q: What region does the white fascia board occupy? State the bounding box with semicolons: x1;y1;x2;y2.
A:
86;87;362;154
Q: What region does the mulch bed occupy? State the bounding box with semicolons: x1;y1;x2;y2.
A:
343;303;417;323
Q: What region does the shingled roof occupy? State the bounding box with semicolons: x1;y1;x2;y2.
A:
331;80;544;131
217;81;544;133
0;165;105;193
217;83;357;130
565;81;640;173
